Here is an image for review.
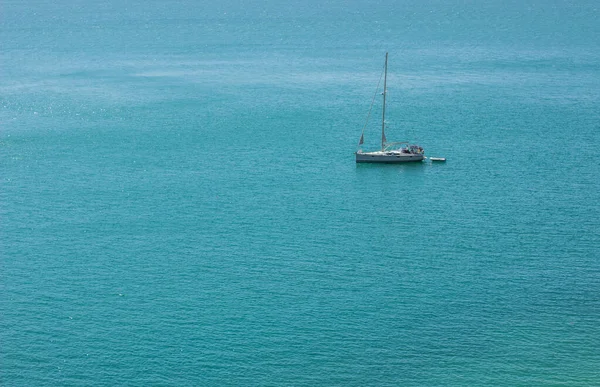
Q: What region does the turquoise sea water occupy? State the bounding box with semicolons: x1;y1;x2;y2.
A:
2;1;600;385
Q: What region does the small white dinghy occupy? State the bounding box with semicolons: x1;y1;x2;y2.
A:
429;157;446;162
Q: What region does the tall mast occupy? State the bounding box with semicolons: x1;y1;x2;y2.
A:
381;52;388;151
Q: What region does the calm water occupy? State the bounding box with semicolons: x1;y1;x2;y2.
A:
2;1;600;385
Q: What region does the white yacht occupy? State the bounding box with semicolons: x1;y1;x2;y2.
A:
355;52;424;163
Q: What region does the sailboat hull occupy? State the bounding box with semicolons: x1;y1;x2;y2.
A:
356;152;424;163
